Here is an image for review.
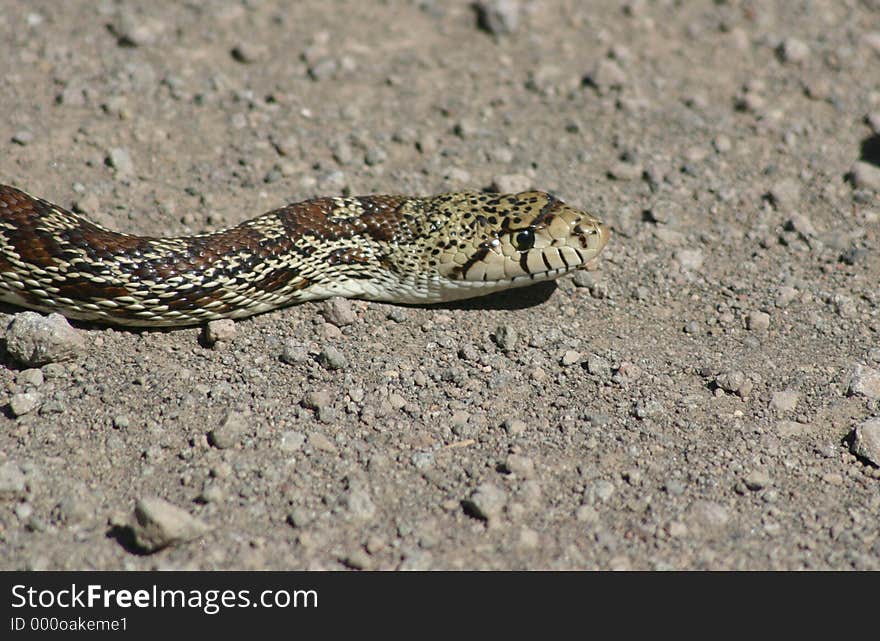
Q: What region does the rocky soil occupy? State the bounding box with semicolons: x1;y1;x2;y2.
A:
1;0;879;570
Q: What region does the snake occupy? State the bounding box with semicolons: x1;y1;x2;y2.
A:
0;183;609;327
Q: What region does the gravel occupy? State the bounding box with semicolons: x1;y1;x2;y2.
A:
2;0;879;572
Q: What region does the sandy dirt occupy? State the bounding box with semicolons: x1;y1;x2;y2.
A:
1;0;879;570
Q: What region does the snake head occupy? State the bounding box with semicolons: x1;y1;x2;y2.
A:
432;191;609;296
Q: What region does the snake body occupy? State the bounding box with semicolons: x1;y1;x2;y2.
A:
0;184;608;327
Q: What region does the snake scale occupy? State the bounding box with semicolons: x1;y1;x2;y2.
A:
0;184;609;327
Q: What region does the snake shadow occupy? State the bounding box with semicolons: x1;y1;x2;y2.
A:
411;280;559;311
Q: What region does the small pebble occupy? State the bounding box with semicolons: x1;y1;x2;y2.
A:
775;286;798;307
503;454;535;478
585;58;627;92
208;410;248;449
583;479;615;504
851;419;880;466
129;497;210;553
462;483;507;522
11;130;34;146
231;41;268;63
345;489;377;521
280;341;310;365
503;418;527;435
303;390;332;410
849;161;880;191
675;248;704;271
198;484;224;504
204;319;236;345
560;350;581;367
321;297;357;326
747;311;771;331
777;37;809;63
387;308;408;323
767;178;801;211
16;369;44;388
106;147;135;176
474;0;521;35
492;324;519;352
770;390;799;413
6;312;85;366
318;345;347;370
744;469;771;491
9;392;40;417
848;364;880;400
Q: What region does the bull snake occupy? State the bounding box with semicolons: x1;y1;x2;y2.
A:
0;184;609;327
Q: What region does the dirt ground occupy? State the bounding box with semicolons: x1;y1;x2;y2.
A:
0;0;879;570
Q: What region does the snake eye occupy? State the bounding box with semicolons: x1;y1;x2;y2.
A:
514;229;535;251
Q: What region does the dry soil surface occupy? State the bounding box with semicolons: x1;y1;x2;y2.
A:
1;0;880;570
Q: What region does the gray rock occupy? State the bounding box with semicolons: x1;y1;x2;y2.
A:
586;354;611;377
767;178;801;211
6;312;85;366
463;483;507;521
130;497;210;553
321;297;357;326
475;0;521;35
204;319;236;345
560;350;581;366
9;392;40;417
231;41;268;64
16;369;43;388
280;341;310;365
11;130;34;146
777;37;809;63
715;369;752;397
851;419;880;466
303;390;332;410
744;469;771;491
502;418;527;435
770;390;799;413
286;507;313;528
675;248;704;271
849;364;880;400
583;479;616;504
747;311;771;331
849;161;880;191
345;488;376;521
106;147;135;176
586;58;627;93
317;345;347;370
208;410;249;449
503;454;535;478
0;462;27;500
492;324;519;352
